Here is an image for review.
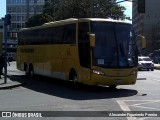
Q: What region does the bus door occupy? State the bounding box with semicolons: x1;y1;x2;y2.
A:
78;22;91;82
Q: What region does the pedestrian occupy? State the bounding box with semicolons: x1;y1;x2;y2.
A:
0;52;10;79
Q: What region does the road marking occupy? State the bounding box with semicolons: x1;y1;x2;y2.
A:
119;100;160;101
117;100;160;120
130;100;160;106
129;100;160;111
117;100;137;120
130;105;160;110
153;79;160;82
138;117;152;120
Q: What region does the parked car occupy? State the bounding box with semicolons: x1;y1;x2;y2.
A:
138;56;154;71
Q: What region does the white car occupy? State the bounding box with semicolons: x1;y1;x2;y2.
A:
138;56;154;71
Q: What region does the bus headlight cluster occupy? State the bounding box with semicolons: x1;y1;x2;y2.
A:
138;63;142;66
92;70;105;75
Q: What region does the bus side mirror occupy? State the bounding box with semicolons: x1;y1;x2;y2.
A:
89;34;95;47
136;35;146;49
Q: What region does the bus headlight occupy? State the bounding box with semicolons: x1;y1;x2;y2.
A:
92;70;105;75
138;63;142;66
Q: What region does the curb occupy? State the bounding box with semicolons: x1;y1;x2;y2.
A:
0;82;27;90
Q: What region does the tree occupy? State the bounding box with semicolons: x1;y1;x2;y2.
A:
94;0;126;19
54;0;90;20
26;0;58;27
54;0;126;20
43;0;60;20
26;0;126;27
25;14;54;27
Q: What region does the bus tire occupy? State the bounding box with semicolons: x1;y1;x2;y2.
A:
69;69;77;84
8;57;13;62
29;64;34;77
24;64;29;76
109;85;117;89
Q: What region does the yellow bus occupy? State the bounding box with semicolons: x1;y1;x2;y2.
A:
17;18;140;88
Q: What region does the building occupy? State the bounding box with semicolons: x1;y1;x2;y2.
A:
132;0;160;54
0;19;4;54
0;19;4;33
0;18;17;60
6;0;45;31
152;20;160;50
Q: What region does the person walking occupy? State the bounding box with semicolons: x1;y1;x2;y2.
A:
0;52;10;79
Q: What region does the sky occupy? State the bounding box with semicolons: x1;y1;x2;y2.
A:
0;0;132;19
0;0;6;18
119;1;132;19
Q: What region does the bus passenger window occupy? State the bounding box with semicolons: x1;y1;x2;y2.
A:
63;24;76;44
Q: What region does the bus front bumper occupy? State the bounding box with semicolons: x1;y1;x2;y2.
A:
85;74;137;86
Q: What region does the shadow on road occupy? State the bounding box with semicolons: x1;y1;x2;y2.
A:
9;75;138;100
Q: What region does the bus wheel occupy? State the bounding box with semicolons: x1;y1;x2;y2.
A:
25;66;29;76
109;85;117;89
8;57;13;62
69;70;77;84
29;64;34;77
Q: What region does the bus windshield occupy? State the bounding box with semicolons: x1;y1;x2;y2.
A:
91;21;137;68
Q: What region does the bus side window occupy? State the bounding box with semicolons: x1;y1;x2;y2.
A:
48;27;53;44
54;26;63;44
63;24;76;44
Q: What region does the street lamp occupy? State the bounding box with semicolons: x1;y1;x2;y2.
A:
34;0;38;15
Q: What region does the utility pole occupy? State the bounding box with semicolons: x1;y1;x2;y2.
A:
34;0;38;15
3;14;11;84
3;23;7;83
26;0;29;20
91;0;94;18
54;0;55;21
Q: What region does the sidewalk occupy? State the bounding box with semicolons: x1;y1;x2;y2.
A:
0;61;26;90
0;62;26;90
0;76;25;90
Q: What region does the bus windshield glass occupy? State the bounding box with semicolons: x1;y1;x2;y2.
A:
91;21;137;68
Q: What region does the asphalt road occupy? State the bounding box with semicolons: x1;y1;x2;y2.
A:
0;62;160;120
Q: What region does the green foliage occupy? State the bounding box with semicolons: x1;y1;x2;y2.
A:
25;14;54;27
53;0;126;20
93;0;126;19
43;0;60;19
55;0;91;20
26;0;126;27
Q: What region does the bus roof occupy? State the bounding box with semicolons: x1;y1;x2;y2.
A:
78;18;131;24
20;18;131;31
